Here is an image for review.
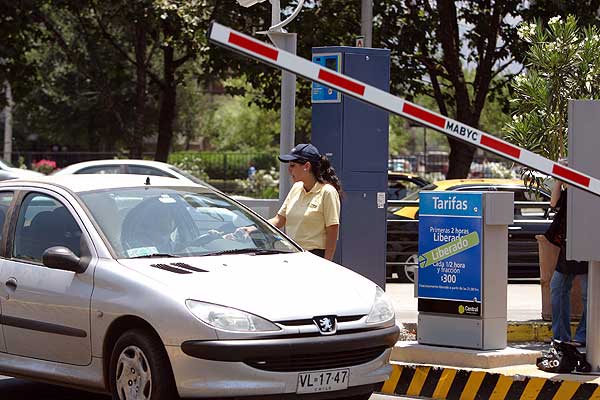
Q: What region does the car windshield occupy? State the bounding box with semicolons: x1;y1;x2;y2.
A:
403;183;438;200
79;187;299;259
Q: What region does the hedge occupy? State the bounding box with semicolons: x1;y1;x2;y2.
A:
169;151;278;180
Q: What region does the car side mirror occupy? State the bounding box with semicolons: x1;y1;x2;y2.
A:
42;246;87;273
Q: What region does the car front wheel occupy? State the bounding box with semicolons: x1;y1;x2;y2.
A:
109;329;178;400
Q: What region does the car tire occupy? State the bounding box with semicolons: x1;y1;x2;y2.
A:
402;252;418;283
109;329;178;400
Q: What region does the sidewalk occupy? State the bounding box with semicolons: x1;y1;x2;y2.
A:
387;282;557;342
383;283;598;399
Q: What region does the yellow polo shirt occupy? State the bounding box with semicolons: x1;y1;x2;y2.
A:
278;181;340;250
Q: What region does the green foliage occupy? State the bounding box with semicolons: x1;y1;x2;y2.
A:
505;15;600;189
504;15;600;187
208;79;280;152
167;152;209;181
169;151;277;180
235;167;280;199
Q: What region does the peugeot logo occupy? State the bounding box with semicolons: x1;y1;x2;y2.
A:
313;315;337;335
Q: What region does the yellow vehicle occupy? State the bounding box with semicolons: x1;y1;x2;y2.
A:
387;178;551;282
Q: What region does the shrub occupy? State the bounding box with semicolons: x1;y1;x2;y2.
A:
32;159;57;175
169;151;277;180
235;167;280;199
168;152;209;181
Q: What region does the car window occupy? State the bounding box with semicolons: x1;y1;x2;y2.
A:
0;192;13;244
388;178;426;200
127;165;174;178
14;193;83;262
403;183;438;200
80;187;300;258
78;165;123;174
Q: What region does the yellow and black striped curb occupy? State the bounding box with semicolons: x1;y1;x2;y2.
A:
379;363;600;399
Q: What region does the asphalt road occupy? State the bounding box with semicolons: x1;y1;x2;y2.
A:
387;282;542;324
0;376;407;400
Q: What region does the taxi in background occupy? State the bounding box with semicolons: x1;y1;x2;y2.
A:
386;178;551;282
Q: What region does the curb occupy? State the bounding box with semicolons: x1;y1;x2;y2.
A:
402;321;581;343
380;363;600;400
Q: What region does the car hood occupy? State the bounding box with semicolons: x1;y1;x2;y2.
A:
117;252;377;321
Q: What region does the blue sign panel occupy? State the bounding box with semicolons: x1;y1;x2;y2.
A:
312;54;341;103
418;192;483;316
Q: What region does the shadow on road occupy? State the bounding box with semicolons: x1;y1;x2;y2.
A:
0;378;110;400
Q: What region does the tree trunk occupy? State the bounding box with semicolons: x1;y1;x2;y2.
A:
131;21;147;159
155;45;176;162
446;138;476;179
446;111;479;179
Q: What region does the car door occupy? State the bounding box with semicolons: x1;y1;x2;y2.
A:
0;190;95;365
0;191;16;353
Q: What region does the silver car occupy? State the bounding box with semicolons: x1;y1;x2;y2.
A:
0;175;399;399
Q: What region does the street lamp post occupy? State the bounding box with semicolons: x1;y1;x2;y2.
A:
237;0;305;202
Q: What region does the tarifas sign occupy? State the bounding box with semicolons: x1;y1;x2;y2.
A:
418;192;483;316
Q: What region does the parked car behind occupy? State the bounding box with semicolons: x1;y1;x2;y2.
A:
0;174;398;399
387;172;429;200
53;159;210;186
0;158;44;180
387;178;551;282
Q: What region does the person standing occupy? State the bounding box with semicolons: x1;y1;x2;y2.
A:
269;143;342;261
547;169;588;346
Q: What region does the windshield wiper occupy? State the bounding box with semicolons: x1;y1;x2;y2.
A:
200;248;293;257
130;253;180;259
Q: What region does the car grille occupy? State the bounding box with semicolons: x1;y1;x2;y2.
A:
244;346;387;372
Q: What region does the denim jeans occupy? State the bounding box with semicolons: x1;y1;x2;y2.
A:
550;270;588;343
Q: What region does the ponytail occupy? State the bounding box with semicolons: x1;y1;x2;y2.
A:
311;155;343;197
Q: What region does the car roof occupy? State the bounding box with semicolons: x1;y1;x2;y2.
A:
0;174;203;193
54;159;172;174
431;178;525;190
388;172;425;179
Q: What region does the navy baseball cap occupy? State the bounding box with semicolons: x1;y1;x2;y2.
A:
278;143;322;164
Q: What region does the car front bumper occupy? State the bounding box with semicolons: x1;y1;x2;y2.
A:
168;325;399;398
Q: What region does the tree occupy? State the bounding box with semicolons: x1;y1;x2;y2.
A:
374;0;528;178
504;15;600;185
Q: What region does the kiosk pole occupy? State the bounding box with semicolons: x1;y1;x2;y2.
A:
588;263;600;370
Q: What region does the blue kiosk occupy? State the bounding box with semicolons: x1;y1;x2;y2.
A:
311;47;390;288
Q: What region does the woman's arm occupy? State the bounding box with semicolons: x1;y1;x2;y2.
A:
324;224;339;261
268;214;286;229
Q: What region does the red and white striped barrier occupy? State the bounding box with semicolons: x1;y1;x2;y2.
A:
208;22;600;197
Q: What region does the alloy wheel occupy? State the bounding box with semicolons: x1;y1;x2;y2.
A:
115;345;152;400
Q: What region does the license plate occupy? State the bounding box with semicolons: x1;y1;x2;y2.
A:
296;368;349;394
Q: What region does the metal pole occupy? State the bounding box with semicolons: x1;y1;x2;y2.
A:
3;81;13;163
267;0;296;202
587;262;600;370
269;32;297;202
423;126;427;173
361;0;373;48
271;0;281;28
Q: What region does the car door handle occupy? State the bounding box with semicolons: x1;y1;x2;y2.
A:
508;226;522;230
5;278;17;291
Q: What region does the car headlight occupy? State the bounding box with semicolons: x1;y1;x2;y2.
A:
366;287;395;324
186;300;281;332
